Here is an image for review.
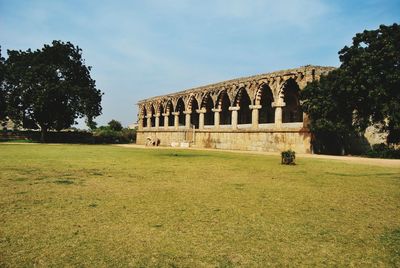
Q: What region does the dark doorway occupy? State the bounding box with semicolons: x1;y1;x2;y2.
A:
176;98;185;126
219;92;231;125
142;107;147;128
236;89;251;124
159;105;164;127
204;95;214;126
282;79;303;123
190;98;199;128
259;85;275;123
150;106;156;127
166;101;174;126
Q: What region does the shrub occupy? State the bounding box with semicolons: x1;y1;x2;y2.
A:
366;143;400;159
281;150;296;165
93;127;136;144
121;128;136;143
93;128;121;144
0;130;94;143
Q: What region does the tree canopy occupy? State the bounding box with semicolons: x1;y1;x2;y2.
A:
108;119;123;131
301;23;400;152
4;41;103;141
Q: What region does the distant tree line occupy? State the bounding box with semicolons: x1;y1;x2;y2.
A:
0;40;103;142
0;118;136;144
301;23;400;156
92;119;136;144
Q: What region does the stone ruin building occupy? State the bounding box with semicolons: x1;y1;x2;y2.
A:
136;65;335;153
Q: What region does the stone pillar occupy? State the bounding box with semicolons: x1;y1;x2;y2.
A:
138;117;143;131
162;113;169;128
212;108;221;129
302;112;308;128
172;112;179;130
229;106;240;130
184;111;191;129
196;108;206;130
155;114;160;129
146;114;152;129
249;105;261;129
272;101;285;128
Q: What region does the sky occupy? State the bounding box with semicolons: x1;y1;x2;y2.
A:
1;0;399;128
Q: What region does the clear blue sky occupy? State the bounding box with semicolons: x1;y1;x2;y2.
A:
1;0;399;128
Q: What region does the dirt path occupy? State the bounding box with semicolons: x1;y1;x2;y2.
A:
116;144;400;168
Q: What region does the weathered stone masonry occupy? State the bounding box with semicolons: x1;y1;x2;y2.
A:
136;65;335;153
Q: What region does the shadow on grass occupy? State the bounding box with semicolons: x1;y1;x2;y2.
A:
54;179;74;185
381;228;400;265
325;172;397;177
161;152;211;158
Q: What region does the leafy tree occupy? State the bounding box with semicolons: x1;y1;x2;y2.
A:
302;23;400;152
301;69;355;154
338;23;400;143
108;119;123;131
5;41;103;141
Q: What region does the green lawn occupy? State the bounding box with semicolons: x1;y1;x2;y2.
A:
0;144;399;267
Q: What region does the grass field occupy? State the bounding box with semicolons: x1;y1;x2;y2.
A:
0;144;399;267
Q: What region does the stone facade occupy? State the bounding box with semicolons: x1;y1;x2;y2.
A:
136;65;335;153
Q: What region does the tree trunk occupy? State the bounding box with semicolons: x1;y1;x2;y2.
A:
40;127;47;143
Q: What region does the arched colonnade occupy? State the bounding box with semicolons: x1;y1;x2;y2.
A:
139;76;305;130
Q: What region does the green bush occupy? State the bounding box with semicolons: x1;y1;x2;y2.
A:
0;130;94;143
93;127;136;144
93;128;120;143
121;128;136;143
366;143;400;159
281;150;296;165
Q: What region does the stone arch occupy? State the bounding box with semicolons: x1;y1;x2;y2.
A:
282;78;303;123
188;95;199;128
217;90;231;125
159;104;164;127
209;91;219;106
235;88;251;124
247;81;258;105
141;105;147;128
271;77;285;100
226;87;237;106
165;100;174;126
150;104;156;127
201;94;215;126
175;97;185;126
256;84;275;123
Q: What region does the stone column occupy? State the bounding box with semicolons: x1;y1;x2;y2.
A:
162;113;169;128
229;106;240;130
302;112;308;128
172;112;179;130
272;101;285;128
212;108;221;129
196;108;206;130
249;105;261;129
146;114;152;129
155;114;160;129
138;117;143;131
184;111;191;129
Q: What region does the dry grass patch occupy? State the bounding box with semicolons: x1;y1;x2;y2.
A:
0;144;399;266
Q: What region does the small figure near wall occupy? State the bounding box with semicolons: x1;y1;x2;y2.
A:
145;137;160;146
